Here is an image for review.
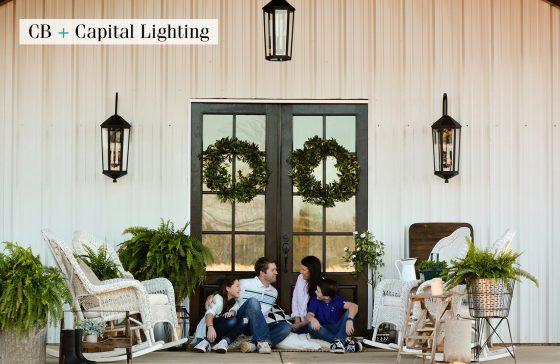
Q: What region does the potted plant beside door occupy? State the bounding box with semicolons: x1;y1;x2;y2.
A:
0;242;72;364
118;219;213;304
445;238;538;318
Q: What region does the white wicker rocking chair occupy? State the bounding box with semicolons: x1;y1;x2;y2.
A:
72;230;180;346
42;229;185;362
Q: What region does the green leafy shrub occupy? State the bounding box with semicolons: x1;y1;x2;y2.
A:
342;231;385;289
418;259;448;271
0;242;72;337
119;220;213;303
76;244;121;280
418;259;448;281
446;237;539;289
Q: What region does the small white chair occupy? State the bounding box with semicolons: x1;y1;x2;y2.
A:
363;279;420;350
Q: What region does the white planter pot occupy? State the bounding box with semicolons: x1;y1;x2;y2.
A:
85;334;98;343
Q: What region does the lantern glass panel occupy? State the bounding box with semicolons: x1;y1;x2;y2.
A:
102;128;109;172
454;129;461;171
264;13;273;57
274;9;288;56
441;128;453;171
122;128;130;170
432;129;442;172
109;128;123;171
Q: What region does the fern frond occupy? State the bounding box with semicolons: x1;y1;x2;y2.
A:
119;220;213;303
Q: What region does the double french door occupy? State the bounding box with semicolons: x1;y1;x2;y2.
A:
190;102;368;334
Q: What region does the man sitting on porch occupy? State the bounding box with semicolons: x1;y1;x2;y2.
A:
233;257;292;354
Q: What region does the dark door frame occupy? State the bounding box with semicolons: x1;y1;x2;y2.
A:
189;101;369;335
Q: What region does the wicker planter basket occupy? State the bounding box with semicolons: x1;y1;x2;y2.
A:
0;328;46;364
467;278;515;318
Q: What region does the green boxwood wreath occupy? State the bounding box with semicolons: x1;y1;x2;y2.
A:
202;137;270;203
288;136;360;207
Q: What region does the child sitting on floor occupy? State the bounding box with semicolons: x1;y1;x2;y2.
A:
193;277;247;353
305;278;361;353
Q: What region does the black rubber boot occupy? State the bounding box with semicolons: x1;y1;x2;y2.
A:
74;329;97;364
61;329;85;364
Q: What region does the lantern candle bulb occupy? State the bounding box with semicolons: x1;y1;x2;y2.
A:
431;278;444;296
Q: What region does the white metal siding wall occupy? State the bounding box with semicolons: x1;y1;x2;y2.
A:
1;0;559;343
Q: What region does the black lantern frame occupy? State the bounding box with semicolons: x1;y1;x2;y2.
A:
100;93;131;182
263;0;295;61
431;93;461;183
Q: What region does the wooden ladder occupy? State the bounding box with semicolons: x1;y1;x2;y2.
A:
396;294;453;364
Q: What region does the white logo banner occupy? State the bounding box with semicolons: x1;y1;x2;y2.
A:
20;19;218;45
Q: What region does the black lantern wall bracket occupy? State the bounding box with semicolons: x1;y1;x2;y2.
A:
263;0;295;61
100;93;131;182
431;93;462;183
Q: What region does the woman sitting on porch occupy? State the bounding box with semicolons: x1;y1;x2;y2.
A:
193;277;247;354
291;255;322;333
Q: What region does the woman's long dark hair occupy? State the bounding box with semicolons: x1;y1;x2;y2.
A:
301;256;322;298
217;277;239;314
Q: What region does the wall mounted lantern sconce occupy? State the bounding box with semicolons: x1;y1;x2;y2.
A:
100;93;131;182
263;0;295;61
431;93;461;183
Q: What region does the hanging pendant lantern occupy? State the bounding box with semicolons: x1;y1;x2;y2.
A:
100;93;131;182
263;0;295;61
431;93;461;183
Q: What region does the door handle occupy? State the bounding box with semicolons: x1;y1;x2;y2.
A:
281;234;290;273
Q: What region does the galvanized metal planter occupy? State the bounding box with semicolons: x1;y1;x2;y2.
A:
0;328;46;364
467;278;515;318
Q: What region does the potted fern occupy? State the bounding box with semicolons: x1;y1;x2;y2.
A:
118;220;213;304
446;238;538;317
75;243;122;280
0;242;72;363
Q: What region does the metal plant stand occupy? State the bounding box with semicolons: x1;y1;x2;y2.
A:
469;279;516;363
474;317;515;363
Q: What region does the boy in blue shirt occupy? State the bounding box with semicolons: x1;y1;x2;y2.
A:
305;278;361;353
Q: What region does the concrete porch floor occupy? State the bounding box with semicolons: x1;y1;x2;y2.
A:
47;345;560;363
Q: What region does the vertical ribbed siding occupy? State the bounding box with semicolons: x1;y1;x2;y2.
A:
0;0;559;343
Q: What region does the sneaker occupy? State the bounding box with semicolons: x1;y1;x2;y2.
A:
240;341;257;353
330;339;345;354
193;339;211;353
257;341;272;354
212;339;229;353
356;340;363;352
344;338;360;353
